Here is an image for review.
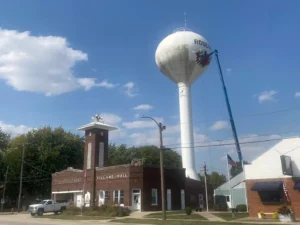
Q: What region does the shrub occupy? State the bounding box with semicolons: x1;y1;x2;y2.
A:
236;204;247;212
273;211;279;220
62;207;81;215
185;207;192;215
63;205;131;217
213;204;220;211
213;203;228;211
277;205;293;215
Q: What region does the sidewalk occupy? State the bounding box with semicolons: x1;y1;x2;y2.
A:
198;212;226;221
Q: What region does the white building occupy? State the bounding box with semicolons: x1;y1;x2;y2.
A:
214;137;300;216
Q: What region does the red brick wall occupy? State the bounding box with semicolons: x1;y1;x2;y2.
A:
246;178;300;218
185;178;214;209
142;167;186;211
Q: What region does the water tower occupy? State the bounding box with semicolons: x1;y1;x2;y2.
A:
155;28;212;180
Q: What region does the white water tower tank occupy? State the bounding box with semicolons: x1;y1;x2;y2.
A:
155;29;212;180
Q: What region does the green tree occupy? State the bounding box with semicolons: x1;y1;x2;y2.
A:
230;160;250;178
0;128;10;189
199;171;227;188
4;126;84;200
108;144;182;168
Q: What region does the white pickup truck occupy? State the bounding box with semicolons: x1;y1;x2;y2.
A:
28;199;68;216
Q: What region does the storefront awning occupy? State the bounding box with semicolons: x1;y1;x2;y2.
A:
293;181;300;190
251;181;283;191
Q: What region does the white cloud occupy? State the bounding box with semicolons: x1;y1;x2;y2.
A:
122;117;164;129
226;68;232;73
134;113;141;118
132;104;153;111
123;82;138;97
194;133;209;143
0;121;34;137
129;129;178;146
295;92;300;98
257;90;278;103
101;113;122;125
110;128;127;141
78;79;118;91
210;120;229;131
0;28;118;96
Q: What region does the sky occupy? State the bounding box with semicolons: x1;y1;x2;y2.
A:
1;0;300;176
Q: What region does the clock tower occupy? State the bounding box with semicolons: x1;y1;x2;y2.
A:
77;114;118;208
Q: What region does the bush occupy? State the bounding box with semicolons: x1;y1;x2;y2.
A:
62;205;131;217
273;211;279;220
213;203;228;212
62;207;81;215
236;204;247;212
185;207;192;215
213;204;220;211
277;205;293;215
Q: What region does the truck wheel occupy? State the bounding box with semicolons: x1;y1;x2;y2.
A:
31;213;36;216
37;209;44;216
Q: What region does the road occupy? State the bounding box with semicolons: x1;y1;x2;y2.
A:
0;214;126;225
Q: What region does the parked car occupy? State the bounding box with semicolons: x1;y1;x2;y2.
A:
28;199;68;216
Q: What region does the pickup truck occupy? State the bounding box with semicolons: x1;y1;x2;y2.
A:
28;199;68;216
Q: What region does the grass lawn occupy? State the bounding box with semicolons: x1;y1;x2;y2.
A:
145;212;207;220
34;214;114;220
110;218;277;225
212;213;249;221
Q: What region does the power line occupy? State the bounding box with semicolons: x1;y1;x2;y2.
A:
165;130;300;148
191;106;300;125
22;160;52;175
171;137;283;150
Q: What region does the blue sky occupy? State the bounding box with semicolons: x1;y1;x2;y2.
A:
1;0;300;175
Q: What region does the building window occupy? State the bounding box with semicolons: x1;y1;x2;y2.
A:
87;143;92;169
104;191;109;199
151;189;158;205
113;190;124;204
99;190;109;200
120;190;124;204
258;191;283;203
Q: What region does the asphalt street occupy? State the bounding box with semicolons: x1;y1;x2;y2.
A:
0;214;126;225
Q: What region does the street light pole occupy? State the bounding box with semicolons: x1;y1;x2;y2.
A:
18;144;25;213
140;116;166;220
1;166;8;212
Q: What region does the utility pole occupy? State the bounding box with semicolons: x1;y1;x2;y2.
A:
140;116;166;220
158;122;166;220
203;163;209;212
17;144;25;213
1;166;8;212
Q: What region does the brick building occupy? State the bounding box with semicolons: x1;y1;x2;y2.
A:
51;115;213;211
213;137;300;219
244;137;300;218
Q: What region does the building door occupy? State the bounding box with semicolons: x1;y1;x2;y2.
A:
85;192;90;207
76;194;82;208
226;195;232;209
132;189;141;211
181;190;185;210
167;189;172;210
99;191;105;206
199;194;204;209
